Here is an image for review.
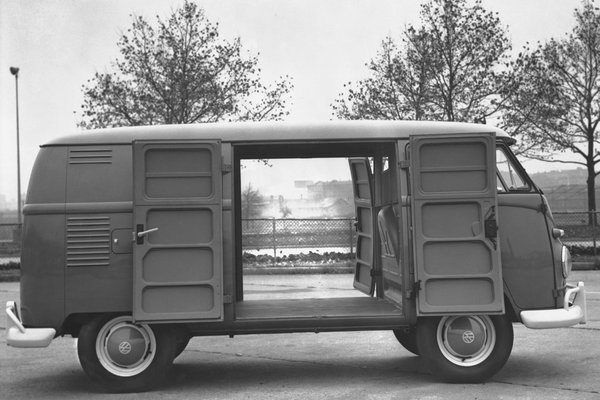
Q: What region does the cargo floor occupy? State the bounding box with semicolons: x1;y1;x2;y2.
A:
235;296;403;320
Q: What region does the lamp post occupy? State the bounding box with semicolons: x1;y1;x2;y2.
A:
9;66;22;228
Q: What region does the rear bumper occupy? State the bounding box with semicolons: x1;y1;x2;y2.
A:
6;301;55;348
520;282;587;329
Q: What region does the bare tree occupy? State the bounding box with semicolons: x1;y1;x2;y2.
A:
79;1;293;128
501;1;600;213
333;0;511;122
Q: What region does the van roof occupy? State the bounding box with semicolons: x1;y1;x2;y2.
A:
43;120;514;146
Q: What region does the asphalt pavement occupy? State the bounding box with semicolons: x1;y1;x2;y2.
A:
1;271;599;399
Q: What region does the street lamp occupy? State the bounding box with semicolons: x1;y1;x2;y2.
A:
9;66;22;227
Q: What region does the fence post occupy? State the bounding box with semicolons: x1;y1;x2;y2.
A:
272;219;277;266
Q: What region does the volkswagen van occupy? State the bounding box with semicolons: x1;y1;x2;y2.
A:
6;121;587;392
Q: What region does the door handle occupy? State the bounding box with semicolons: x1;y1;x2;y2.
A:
135;225;158;245
137;227;159;238
484;207;498;250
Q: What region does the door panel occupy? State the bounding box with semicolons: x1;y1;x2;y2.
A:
349;158;376;296
410;133;503;315
498;194;556;309
133;141;223;321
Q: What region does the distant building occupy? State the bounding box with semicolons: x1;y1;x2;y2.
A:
294;180;314;189
306;180;353;201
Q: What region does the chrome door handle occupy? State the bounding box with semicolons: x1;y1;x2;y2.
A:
137;227;159;237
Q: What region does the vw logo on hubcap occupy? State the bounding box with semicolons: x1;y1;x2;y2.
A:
462;330;475;344
118;341;132;355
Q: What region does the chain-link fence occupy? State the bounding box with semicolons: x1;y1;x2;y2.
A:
242;218;356;256
2;213;600;266
553;211;600;262
0;223;21;265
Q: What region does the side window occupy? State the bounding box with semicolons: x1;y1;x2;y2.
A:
496;148;530;192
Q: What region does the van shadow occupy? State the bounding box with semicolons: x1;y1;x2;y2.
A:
165;352;430;391
495;354;589;383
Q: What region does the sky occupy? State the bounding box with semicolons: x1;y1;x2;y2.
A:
0;0;583;206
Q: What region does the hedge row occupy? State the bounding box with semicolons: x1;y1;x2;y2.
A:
242;251;354;265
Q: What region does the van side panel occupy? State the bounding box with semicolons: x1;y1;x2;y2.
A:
64;212;133;314
20;147;67;329
64;145;134;315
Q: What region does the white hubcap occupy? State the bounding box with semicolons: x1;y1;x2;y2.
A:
436;315;496;366
95;316;157;377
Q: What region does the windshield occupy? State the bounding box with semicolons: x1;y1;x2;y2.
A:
496;147;531;192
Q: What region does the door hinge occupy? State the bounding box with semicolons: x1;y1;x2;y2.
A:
406;280;421;299
414;280;421;292
401;195;411;206
539;202;548;215
222;162;232;174
398;160;410;169
223;294;233;304
370;269;382;277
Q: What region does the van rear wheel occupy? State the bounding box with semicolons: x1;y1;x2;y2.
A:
416;314;513;383
77;315;177;392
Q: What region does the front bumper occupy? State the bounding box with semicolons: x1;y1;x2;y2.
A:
520;282;587;329
6;301;55;348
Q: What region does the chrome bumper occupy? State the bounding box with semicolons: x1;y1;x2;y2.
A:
520;282;587;329
5;301;55;348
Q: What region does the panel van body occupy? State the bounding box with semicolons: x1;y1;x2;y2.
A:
6;121;586;390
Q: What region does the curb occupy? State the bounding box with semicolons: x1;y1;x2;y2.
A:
573;262;598;271
245;265;354;275
0;270;20;282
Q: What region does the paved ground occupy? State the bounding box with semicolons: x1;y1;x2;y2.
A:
1;271;599;399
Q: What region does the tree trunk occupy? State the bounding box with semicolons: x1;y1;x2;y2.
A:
587;159;597;226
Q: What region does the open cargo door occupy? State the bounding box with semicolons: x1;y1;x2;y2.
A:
410;133;503;315
133;141;223;321
349;158;377;296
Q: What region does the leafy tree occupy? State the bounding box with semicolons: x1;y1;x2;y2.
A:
501;1;600;213
241;183;264;220
332;36;434;120
79;1;292;128
278;195;292;218
333;0;511;122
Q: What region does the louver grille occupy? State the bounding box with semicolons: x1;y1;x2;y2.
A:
68;148;112;164
66;216;111;267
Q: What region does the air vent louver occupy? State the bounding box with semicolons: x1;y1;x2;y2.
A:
66;216;111;267
69;148;112;164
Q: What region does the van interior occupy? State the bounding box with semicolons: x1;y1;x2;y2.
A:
233;141;406;321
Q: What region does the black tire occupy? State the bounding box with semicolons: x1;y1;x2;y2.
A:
77;315;177;393
393;328;420;355
416;314;513;383
174;334;191;359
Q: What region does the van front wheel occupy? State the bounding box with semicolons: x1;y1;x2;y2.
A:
77;315;177;392
416;314;513;383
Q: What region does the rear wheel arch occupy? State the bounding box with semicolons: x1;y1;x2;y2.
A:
61;312;116;338
77;314;178;392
